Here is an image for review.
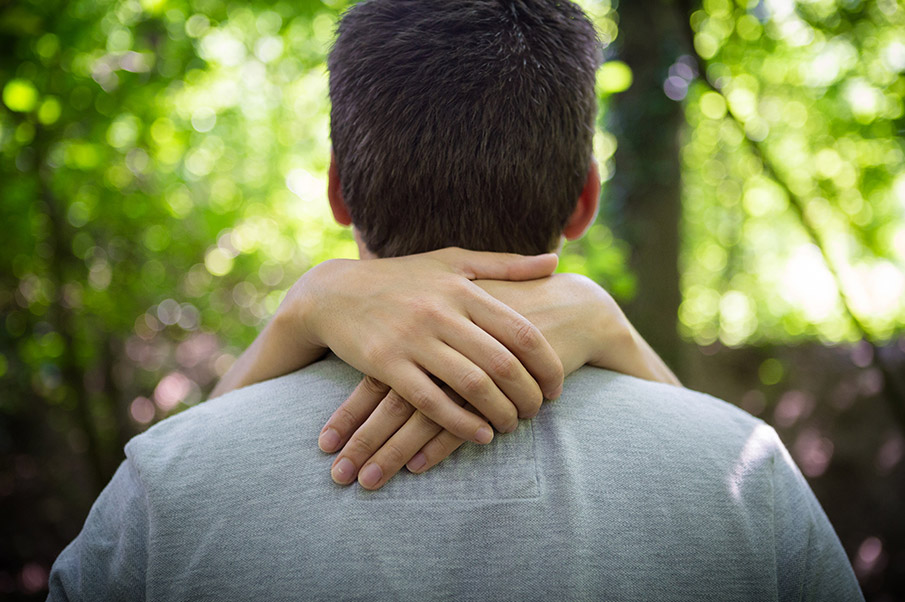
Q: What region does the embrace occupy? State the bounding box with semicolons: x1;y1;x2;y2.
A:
49;1;862;600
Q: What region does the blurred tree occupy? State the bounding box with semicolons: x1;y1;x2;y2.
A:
1;0;904;599
604;0;688;372
675;0;905;426
678;0;905;345
0;0;360;595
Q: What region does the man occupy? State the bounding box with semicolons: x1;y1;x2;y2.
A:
49;1;863;600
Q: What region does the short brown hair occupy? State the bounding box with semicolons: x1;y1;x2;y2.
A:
328;0;601;257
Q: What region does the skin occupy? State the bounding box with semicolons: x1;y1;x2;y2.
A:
325;272;680;489
211;249;567;443
212;157;681;491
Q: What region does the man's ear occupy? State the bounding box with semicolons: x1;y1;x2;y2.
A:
328;153;352;226
562;160;601;240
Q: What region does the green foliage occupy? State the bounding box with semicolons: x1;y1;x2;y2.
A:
0;0;903;440
2;1;904;596
680;0;905;345
0;0;631;437
0;0;358;434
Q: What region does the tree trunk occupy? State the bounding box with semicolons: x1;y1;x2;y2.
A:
609;0;688;375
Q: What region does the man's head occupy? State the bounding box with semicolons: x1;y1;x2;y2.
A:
327;0;602;258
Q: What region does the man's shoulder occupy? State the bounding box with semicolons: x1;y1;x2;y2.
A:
125;359;769;487
124;355;359;489
551;366;788;499
563;366;769;451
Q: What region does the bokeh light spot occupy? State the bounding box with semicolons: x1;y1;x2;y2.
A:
130;396;156;424
37;97;62;125
855;537;886;578
185;14;210;38
758;358;784;385
792;427;833;477
699;91;727;119
191;107;217;133
598;61;633;94
2;79;39;112
154;372;193;410
205;248;235;277
20;563;47;594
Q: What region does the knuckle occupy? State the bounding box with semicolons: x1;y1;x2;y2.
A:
487;351;517;380
331;405;360;433
381;392;411;419
459;369;490;396
407;388;437;414
344;436;376;459
448;412;477;439
513;320;541;351
452;277;478;296
413;411;439;431
421;440;443;464
362;344;391;370
409;297;444;322
424;435;459;463
378;443;407;468
440;435;465;455
361;375;390;396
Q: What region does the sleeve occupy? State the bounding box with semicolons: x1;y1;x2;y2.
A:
770;430;865;602
47;458;149;602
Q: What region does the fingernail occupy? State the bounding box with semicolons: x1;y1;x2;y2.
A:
359;464;383;489
332;458;356;484
546;385;563;400
505;420;519;433
407;452;427;473
319;428;340;452
474;426;494;444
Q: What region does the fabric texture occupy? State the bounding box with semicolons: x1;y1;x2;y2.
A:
48;355;864;601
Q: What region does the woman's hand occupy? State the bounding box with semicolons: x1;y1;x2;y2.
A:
322;273;680;489
211;248;565;445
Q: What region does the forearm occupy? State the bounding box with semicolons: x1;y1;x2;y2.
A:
476;274;681;387
616;321;681;386
580;293;681;387
209;250;563;420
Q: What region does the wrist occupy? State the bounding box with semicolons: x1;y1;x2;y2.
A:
283;259;347;350
589;293;633;365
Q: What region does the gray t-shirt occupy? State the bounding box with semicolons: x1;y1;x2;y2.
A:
48;356;863;601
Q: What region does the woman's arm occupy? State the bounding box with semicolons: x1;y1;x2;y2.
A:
209;308;326;399
325;273;681;489
479;273;680;385
210;248;565;445
211;247;679;490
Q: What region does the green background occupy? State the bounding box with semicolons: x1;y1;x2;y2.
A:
1;0;904;598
